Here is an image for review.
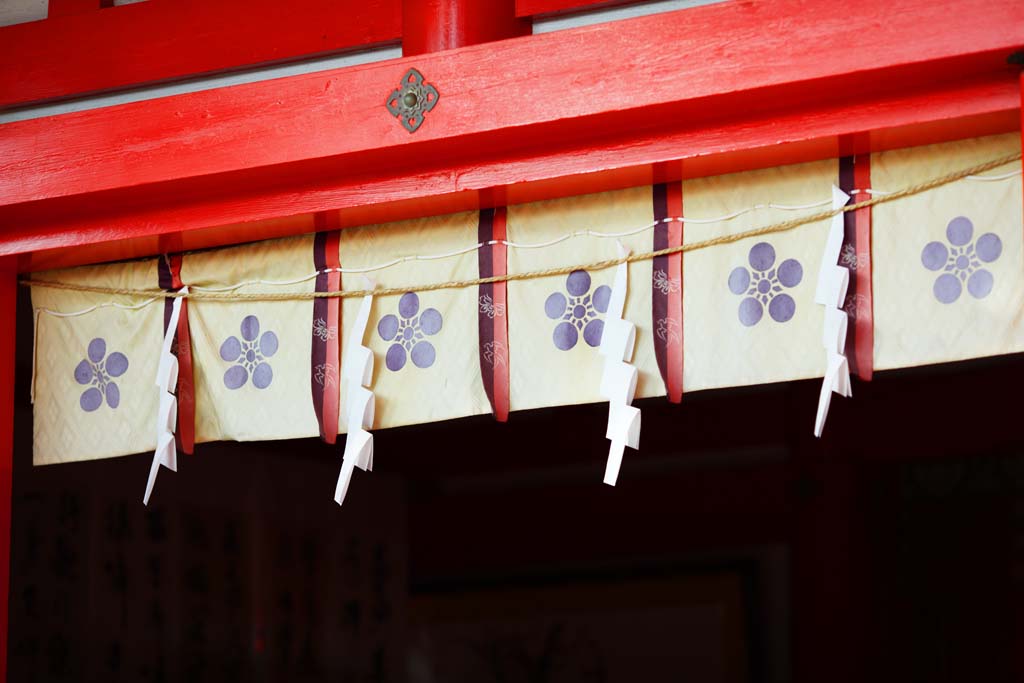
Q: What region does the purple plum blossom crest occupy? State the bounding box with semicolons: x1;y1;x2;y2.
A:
921;216;1001;304
378;292;443;371
544;270;611;350
74;338;128;412
220;315;279;390
728;242;803;326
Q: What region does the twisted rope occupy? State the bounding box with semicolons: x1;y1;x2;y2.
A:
23;151;1022;302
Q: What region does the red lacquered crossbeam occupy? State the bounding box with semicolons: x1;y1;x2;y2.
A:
0;0;401;109
516;0;636;17
1;0;1021;271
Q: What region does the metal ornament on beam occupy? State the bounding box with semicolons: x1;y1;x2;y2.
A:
386;68;439;133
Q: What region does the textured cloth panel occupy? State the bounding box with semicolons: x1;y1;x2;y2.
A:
339;211;491;431
682;159;836;392
506;185;662;412
29;134;1024;467
872;133;1024;371
32;260;162;465
182;234;321;444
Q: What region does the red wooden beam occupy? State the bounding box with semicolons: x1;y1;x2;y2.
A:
516;0;634;18
403;0;529;56
0;0;401;109
11;72;1020;273
1;0;1021;272
46;0;104;19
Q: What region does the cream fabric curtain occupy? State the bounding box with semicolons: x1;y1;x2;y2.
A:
31;133;1022;465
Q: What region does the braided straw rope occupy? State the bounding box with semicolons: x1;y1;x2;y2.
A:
23;151;1022;302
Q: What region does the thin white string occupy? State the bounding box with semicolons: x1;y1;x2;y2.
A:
413;243;485;261
34;297;161;318
965;168;1022;182
848;168;1021;196
190;274;323;292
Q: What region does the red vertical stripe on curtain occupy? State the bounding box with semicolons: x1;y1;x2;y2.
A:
853;155;874;380
478;207;510;421
158;254;196;454
312;213;342;443
839;155;875;381
652;182;683;402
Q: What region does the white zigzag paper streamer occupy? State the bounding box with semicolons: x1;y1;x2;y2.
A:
598;243;641;485
813;187;852;438
335;281;376;506
144;287;187;505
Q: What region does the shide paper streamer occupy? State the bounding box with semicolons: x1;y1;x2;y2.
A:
335;281;376;506
813;187;853;437
599;243;641;485
144;287;187;505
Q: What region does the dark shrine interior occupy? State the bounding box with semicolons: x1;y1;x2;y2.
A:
8;285;1024;682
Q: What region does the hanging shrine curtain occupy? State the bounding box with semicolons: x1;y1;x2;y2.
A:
29;133;1023;467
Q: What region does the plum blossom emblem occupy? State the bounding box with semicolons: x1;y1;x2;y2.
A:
74;338;129;412
544;270;611;350
728;242;803;326
220;315;279;389
921;216;1001;304
378;292;443;371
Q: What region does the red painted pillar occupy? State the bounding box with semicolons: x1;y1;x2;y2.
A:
402;0;530;56
0;259;15;683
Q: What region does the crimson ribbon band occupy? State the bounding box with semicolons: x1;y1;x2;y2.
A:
157;254;195;454
311;215;342;443
839;155;874;380
477;207;510;421
652;182;684;403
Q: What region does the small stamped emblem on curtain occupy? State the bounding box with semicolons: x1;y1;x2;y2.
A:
544;270;611;350
220;315;279;389
921;216;1001;304
482;340;507;368
479;293;505;319
728;242;803;327
378;292;443;371
312;317;337;342
75;338;128;412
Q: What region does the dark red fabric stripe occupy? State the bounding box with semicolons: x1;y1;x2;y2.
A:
477;207;509;421
159;254;195;454
311;214;342;443
839;155;874;380
652;183;683;402
852;155;874;380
